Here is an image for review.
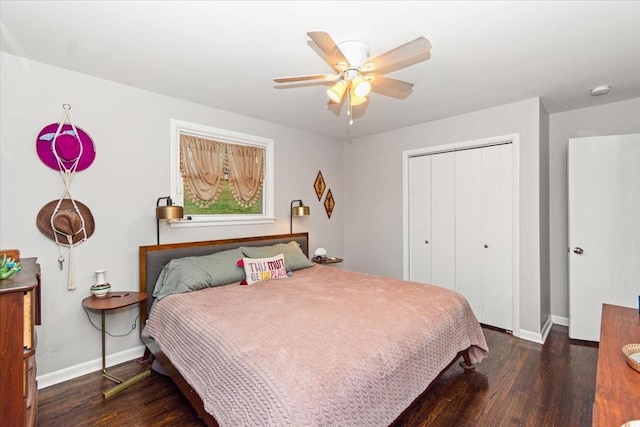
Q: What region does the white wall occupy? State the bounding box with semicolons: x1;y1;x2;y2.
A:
0;53;344;384
548;97;640;322
539;101;551;330
343;98;547;337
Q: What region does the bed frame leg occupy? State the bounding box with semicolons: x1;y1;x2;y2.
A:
138;348;153;365
459;350;475;370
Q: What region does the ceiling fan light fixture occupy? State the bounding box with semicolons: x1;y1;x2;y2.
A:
350;91;367;106
327;80;348;103
352;75;372;97
275;31;433;123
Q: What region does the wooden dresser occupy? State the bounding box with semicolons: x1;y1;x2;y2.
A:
0;258;41;426
593;303;640;426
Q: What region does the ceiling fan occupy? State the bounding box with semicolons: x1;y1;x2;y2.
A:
274;31;432;124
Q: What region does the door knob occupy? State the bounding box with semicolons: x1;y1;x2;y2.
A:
573;247;584;255
425;240;429;244
484;244;489;248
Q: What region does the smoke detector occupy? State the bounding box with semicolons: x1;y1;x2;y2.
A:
590;85;611;96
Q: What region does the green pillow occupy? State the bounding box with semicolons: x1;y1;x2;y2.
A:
153;248;245;300
240;241;314;272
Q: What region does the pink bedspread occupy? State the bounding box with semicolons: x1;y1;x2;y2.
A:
142;264;488;426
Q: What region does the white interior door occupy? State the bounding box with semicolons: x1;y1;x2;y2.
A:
431;152;456;290
481;144;513;330
455;149;483;319
408;155;432;283
568;133;640;341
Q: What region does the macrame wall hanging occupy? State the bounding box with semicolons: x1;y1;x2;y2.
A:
35;104;96;290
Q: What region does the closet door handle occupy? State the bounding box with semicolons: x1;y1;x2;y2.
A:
484;244;489;248
573;247;584;255
425;240;429;244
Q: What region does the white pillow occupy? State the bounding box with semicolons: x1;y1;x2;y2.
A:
241;253;288;285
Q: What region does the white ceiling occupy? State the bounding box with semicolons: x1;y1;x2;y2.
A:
2;1;639;141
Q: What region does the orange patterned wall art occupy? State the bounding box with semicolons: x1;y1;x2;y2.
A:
314;170;326;201
324;189;335;218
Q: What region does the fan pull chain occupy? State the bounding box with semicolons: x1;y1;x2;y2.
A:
347;89;354;125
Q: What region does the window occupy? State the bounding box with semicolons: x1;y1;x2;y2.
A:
170;119;274;227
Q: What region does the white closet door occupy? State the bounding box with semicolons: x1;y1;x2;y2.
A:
481;144;513;330
431;152;456;290
568;134;640;341
455;149;483;319
408;155;432;283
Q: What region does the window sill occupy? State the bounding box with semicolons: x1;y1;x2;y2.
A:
169;216;276;228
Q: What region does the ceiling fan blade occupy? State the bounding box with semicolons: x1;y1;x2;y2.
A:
368;36;432;75
307;31;349;71
274;80;334;90
274;74;337;83
370;75;414;99
372;75;414;92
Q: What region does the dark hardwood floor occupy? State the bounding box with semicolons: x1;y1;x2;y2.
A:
37;325;598;426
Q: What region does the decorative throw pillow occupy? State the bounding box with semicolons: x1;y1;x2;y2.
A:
240;241;314;272
240;254;288;285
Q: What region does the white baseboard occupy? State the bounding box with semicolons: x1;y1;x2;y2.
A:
540;315;553;343
518;315;553;344
37;345;146;390
551;315;569;327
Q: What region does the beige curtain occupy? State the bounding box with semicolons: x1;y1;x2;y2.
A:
180;134;226;208
227;144;264;208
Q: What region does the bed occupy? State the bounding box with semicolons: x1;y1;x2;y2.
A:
139;233;488;426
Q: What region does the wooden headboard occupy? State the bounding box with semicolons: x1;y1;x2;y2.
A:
138;232;309;324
